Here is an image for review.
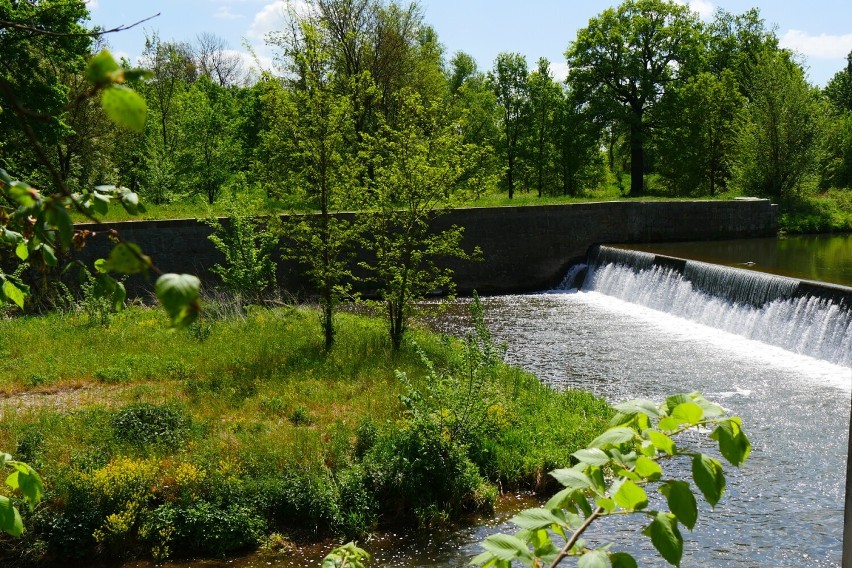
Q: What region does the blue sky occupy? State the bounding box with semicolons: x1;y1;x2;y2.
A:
88;0;852;86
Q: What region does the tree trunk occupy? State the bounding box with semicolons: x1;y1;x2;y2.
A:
507;150;515;199
629;120;644;196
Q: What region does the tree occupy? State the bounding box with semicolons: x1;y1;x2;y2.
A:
448;51;478;94
362;90;477;351
139;33;196;154
566;0;703;195
553;86;608;197
173;77;238;204
490;52;529;199
448;55;502;199
706;8;779;96
0;0;91;189
273;21;362;350
655;71;746;196
193;31;244;87
822;52;852;190
527;58;561;197
733;50;824;201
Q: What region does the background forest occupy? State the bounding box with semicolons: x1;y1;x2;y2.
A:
2;0;852;229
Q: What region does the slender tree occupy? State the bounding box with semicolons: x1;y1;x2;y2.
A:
362;90;477;350
490;52;529;199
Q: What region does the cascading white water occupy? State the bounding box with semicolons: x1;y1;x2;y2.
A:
581;246;852;366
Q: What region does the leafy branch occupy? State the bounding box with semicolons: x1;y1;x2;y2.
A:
0;452;44;537
0;49;200;327
472;393;751;567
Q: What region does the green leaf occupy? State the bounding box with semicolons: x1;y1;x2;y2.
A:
6;462;43;509
111;281;127;312
544;487;575;510
710;417;751;467
7;181;37;207
613;398;660;421
2;280;25;309
692;454;725;507
102;85;147;133
573;448;610;466
102;242;151;274
155;273;201;329
657;416;680;432
664;394;691;414
578;549;608;568
481;534;534;563
589;427;635;448
671;402;703;426
39;244;57;267
46;206;73;248
689;393;726;418
647;430;676;455
596;497;616;513
660;481;698;530
634;456;663;481
642;511;683;566
0;496;23;537
613;479;648;511
15;240;28;261
86;50;120;85
1;227;23;244
610;552;639;568
511;508;568;530
92;191;111;216
119;189;141;215
550;468;591;491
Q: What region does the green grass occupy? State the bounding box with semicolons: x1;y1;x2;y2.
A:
70;180;744;223
778;189;852;233
0;304;610;565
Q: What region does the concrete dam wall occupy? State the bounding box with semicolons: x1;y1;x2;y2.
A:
73;199;778;296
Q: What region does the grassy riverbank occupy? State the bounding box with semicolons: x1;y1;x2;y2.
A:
0;304;610;565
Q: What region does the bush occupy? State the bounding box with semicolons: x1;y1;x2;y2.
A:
142;501;266;558
111;403;192;449
363;417;494;524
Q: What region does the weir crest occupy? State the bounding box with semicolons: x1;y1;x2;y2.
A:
559;245;852;367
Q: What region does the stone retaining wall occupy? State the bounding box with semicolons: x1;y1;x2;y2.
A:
74;199;778;296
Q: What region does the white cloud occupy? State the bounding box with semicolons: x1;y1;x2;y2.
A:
85;0;99;9
674;0;714;20
214;6;244;20
549;62;569;83
689;0;714;19
780;30;852;59
248;1;288;41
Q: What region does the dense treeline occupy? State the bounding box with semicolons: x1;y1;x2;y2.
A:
2;0;852;218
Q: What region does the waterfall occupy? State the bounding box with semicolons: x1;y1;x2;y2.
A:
572;245;852;366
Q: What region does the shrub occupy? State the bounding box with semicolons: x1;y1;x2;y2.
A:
363;417;494;524
111;403;191;449
141;501;266;558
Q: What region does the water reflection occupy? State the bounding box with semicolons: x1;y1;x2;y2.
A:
627;234;852;287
